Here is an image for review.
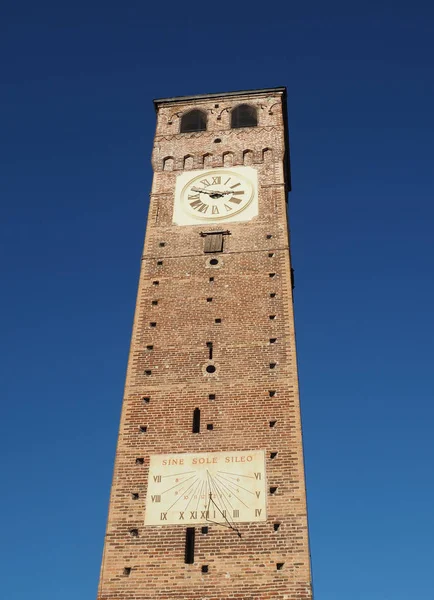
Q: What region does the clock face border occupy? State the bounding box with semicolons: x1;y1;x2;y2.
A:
144;450;267;527
173;166;258;226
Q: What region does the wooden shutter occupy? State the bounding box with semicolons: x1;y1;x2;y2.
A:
204;234;223;253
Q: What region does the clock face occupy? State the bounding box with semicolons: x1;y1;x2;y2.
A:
173;166;258;226
144;450;267;526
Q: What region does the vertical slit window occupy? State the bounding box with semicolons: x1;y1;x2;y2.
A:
206;342;213;360
185;527;195;564
192;408;200;433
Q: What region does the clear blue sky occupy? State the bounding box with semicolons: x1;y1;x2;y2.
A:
1;1;433;598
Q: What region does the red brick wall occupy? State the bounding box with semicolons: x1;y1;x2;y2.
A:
97;89;313;600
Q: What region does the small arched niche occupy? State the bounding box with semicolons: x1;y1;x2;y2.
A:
163;157;174;171
231;104;258;129
180;109;207;133
223;151;234;167
243;149;253;165
184;155;194;170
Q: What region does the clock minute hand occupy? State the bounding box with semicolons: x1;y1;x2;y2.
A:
191;187;233;196
191;186;213;195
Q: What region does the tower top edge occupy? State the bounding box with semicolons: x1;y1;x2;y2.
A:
153;86;287;109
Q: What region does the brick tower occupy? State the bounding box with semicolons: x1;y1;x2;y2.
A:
97;87;313;600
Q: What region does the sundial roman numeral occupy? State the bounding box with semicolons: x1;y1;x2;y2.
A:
153;475;161;483
151;495;161;503
160;512;167;520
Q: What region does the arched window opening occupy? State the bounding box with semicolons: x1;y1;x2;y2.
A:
180;109;207;133
231;104;258;128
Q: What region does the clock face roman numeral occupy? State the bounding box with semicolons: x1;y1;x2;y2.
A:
190;198;208;213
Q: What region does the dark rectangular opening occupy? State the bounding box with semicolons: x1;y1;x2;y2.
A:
206;342;213;359
185;527;195;564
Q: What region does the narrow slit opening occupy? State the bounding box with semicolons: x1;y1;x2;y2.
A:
185;527;195;564
192;408;200;433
